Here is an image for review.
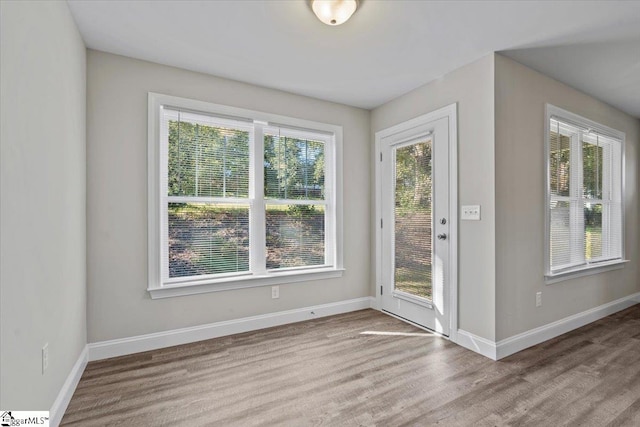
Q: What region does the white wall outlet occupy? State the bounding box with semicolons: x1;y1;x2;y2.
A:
271;285;279;299
536;291;542;307
42;343;49;374
461;205;481;220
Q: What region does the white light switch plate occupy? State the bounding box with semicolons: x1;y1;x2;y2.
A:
461;205;481;220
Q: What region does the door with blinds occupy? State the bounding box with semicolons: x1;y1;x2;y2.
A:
379;115;450;335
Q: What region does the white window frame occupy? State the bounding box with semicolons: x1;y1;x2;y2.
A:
148;93;344;299
544;104;627;284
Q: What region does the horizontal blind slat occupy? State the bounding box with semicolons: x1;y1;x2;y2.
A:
266;204;325;270
549;115;623;272
167;202;250;278
164;108;251;199
264;132;325;201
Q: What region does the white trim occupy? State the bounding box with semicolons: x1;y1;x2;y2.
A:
544;104;626;281
374;103;458;338
370;289;381;310
148;94;161;299
48;293;640;424
496;292;640;360
447;104;459;342
381;309;448;338
50;346;88;427
88;297;372;361
147;92;344;296
548;108;626;141
545;259;628;284
148;267;344;299
455;329;497;360
392;290;434;309
454;293;640;361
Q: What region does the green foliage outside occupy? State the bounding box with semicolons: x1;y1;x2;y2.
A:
266;205;325;270
264;134;325;200
166;118;326;277
550;130;605;263
394;142;433;300
550;132;571;197
582;142;603;200
549;132;603;200
168;120;249;198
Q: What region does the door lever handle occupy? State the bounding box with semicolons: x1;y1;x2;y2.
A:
437;233;447;240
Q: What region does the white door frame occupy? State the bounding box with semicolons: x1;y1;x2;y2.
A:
374;103;458;343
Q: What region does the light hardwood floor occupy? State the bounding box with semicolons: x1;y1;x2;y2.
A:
62;305;640;426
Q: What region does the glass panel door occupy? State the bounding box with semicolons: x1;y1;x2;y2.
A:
394;140;433;301
379;115;450;335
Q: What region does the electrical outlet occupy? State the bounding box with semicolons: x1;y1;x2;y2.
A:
536;291;542;307
42;343;49;374
461;205;481;220
271;285;279;299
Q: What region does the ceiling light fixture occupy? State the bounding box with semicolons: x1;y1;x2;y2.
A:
311;0;358;26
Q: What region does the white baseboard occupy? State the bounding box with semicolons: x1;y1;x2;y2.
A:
48;293;639;422
454;293;640;361
495;292;640;360
453;293;640;361
50;345;88;427
370;294;381;310
88;297;373;361
455;329;498;360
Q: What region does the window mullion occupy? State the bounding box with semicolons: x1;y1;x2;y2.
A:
570;133;584;265
546;105;625;282
250;124;267;275
151;93;341;293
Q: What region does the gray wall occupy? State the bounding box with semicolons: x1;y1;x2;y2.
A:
86;51;371;342
3;16;636;413
494;54;640;340
0;1;87;409
371;55;497;341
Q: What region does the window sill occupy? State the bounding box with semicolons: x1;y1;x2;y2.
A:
545;260;629;285
148;267;345;299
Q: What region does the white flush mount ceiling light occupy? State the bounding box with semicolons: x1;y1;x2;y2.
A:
311;0;358;26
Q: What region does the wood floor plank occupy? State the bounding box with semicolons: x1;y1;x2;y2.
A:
62;305;640;426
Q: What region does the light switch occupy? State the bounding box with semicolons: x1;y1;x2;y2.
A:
461;205;481;220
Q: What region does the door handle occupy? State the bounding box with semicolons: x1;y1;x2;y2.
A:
437;233;447;240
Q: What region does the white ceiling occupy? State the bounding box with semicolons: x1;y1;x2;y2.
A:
67;0;640;116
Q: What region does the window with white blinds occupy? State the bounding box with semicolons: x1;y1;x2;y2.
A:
148;93;342;297
162;109;252;281
264;128;329;270
545;105;625;281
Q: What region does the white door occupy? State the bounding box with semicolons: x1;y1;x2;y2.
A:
378;114;451;335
